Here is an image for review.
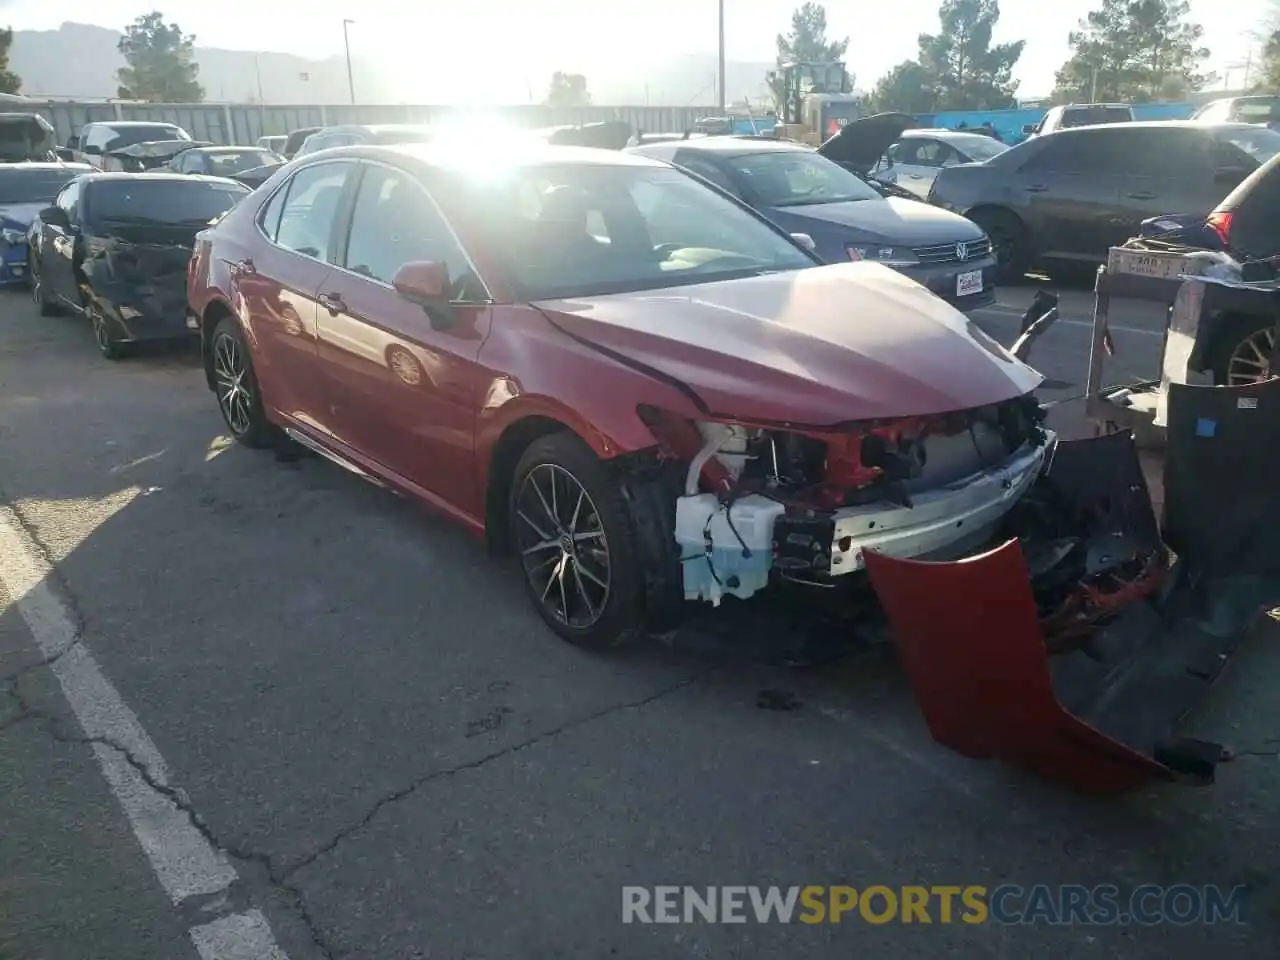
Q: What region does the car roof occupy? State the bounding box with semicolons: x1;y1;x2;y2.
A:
1051;120;1266;134
1060;102;1130;109
86;120;184;127
0;161;93;172
190;145;268;152
80;171;249;186
317;141;668;171
324;123;433;134
649;135;810;155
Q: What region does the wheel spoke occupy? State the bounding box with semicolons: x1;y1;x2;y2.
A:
517;509;552;541
521;538;559;556
539;558;561;603
570;562;598;621
575;557;608;590
556;559;570;623
531;471;558;531
568;487;585;533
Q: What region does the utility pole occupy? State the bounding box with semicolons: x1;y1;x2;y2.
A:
717;0;726;112
343;19;356;105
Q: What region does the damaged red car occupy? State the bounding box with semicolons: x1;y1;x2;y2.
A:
191;143;1253;791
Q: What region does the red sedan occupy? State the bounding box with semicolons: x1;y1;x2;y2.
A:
188;142;1050;648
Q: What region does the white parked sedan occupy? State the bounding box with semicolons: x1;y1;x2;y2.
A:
873;130;1009;200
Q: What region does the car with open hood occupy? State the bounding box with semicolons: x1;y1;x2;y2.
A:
0;161;92;285
30;172;249;358
71;121;193;169
871;128;1009;200
628;113;998;311
188;141;1054;648
0;113;58;163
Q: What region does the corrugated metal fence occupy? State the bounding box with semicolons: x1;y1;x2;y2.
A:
32;101;717;146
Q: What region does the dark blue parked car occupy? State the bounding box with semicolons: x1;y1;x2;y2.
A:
0;162;93;286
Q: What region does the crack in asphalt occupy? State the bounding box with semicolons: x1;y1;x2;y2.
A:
1;492;709;957
4;624;705;959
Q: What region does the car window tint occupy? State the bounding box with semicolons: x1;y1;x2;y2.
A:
1214;126;1280;165
1022;130;1130;174
343;163;470;290
1123;129;1208;177
674;153;740;195
56;180;80;217
258;182;288;241
275;162;350;259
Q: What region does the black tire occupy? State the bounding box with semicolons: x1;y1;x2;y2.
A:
1205;313;1277;386
30;258;59;317
969;208;1030;285
88;302;127;360
210;315;278;448
508;433;645;649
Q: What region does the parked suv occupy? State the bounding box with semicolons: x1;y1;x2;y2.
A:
1192;95;1280;128
1022;103;1133;139
928;121;1280;281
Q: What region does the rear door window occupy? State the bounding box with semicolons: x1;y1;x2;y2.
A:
672;152;742;197
1021;130;1123;173
273;161;354;260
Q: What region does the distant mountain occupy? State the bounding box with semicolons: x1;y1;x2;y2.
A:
7;22;774;107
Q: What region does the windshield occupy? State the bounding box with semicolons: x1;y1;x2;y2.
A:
1061;107;1131;128
201;150;280;175
444;162;816;299
0;169;81;204
946;134;1008;161
724;149;882;206
102;125;190;152
1216;126;1280;164
90;179;249;225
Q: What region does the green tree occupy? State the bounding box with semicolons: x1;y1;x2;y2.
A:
869;0;1022;113
767;3;851;109
1262;30;1280;91
870;62;939;114
1053;0;1211;104
0;27;21;95
545;71;591;107
116;12;204;102
917;0;1024;109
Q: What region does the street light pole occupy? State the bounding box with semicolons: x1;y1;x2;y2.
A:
343;19;356;105
717;0;726;112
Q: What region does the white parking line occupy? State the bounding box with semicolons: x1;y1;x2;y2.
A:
0;509;290;959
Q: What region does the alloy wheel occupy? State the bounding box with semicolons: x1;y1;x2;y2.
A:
212;333;255;436
1226;326;1276;386
514;463;611;629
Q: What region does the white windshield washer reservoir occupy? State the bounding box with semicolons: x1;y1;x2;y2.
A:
674;493;786;605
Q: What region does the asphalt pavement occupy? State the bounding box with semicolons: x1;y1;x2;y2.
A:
1;282;1278;960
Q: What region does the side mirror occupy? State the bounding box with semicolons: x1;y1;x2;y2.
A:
790;232;816;252
40;205;67;227
66;135;80;150
393;260;455;330
54;148;75;162
1022;124;1037;136
83;144;102;155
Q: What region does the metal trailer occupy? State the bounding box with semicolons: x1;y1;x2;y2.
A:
1085;247;1280;446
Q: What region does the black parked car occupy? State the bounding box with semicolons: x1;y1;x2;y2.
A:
927;120;1280;282
29;172;250;359
628;129;998;312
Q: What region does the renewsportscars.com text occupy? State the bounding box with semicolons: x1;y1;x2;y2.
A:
621;885;1248;926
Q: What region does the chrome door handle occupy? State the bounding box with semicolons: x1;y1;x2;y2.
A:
1127;191;1156;200
318;292;346;316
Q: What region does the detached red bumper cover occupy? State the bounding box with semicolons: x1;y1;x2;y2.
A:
865;379;1280;793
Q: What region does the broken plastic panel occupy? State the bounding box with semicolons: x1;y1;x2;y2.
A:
866;389;1280;793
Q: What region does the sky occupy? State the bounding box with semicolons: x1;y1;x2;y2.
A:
0;0;1274;100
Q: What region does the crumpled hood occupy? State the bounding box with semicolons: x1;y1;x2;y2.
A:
771;196;986;245
0;201;43;231
535;262;1043;425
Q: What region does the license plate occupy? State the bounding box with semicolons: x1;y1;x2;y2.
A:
956;270;983;297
